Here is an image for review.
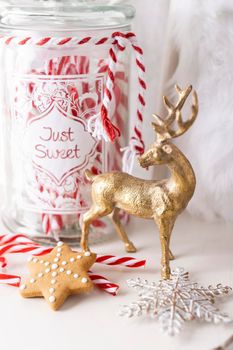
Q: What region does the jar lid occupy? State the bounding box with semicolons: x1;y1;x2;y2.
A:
0;0;135;32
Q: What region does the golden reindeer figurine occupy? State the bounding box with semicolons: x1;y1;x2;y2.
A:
81;85;198;279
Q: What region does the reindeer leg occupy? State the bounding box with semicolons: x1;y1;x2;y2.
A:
155;217;171;280
168;221;175;261
108;208;136;253
81;205;112;251
155;220;174;261
169;249;175;261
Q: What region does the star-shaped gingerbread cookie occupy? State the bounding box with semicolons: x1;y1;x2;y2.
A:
20;241;96;310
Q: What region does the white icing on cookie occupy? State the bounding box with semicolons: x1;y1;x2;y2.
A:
62;261;67;266
20;284;26;290
57;241;63;247
49;295;56;303
51;263;58;270
32;258;38;263
77;255;82;259
73;274;79;279
66;270;71;275
30;278;36;283
38;273;43;278
51;279;56;285
45;268;50;273
81;277;88;284
70;257;75;262
54;257;59;262
59;267;64;273
49;288;55;294
84;251;91;257
44;261;50;267
52;272;57;277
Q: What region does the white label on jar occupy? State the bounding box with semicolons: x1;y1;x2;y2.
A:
25;103;97;185
12;74;106;214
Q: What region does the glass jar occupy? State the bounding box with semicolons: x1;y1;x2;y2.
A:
0;0;135;244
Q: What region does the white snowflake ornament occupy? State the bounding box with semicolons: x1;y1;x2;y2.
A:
119;268;232;336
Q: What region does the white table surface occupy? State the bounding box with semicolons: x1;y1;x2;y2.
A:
0;213;233;350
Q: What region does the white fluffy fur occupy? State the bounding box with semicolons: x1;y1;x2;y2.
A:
162;0;233;221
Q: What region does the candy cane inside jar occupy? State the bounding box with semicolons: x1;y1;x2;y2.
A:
0;2;146;244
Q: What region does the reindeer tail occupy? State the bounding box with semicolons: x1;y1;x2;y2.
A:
85;169;96;182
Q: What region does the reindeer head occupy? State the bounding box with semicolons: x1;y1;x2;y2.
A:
139;85;198;168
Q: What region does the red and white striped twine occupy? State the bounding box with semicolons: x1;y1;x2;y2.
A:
1;31;146;173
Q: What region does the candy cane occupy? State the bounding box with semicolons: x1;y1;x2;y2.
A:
0;234;146;295
0;272;118;295
0;233;122;295
0;257;7;268
0;244;146;269
0;233;34;245
0;273;21;287
0;234;146;268
41;213;63;238
96;255;146;268
88;271;119;296
0;243;52;257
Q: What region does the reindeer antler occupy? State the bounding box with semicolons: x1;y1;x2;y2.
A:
152;85;198;142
